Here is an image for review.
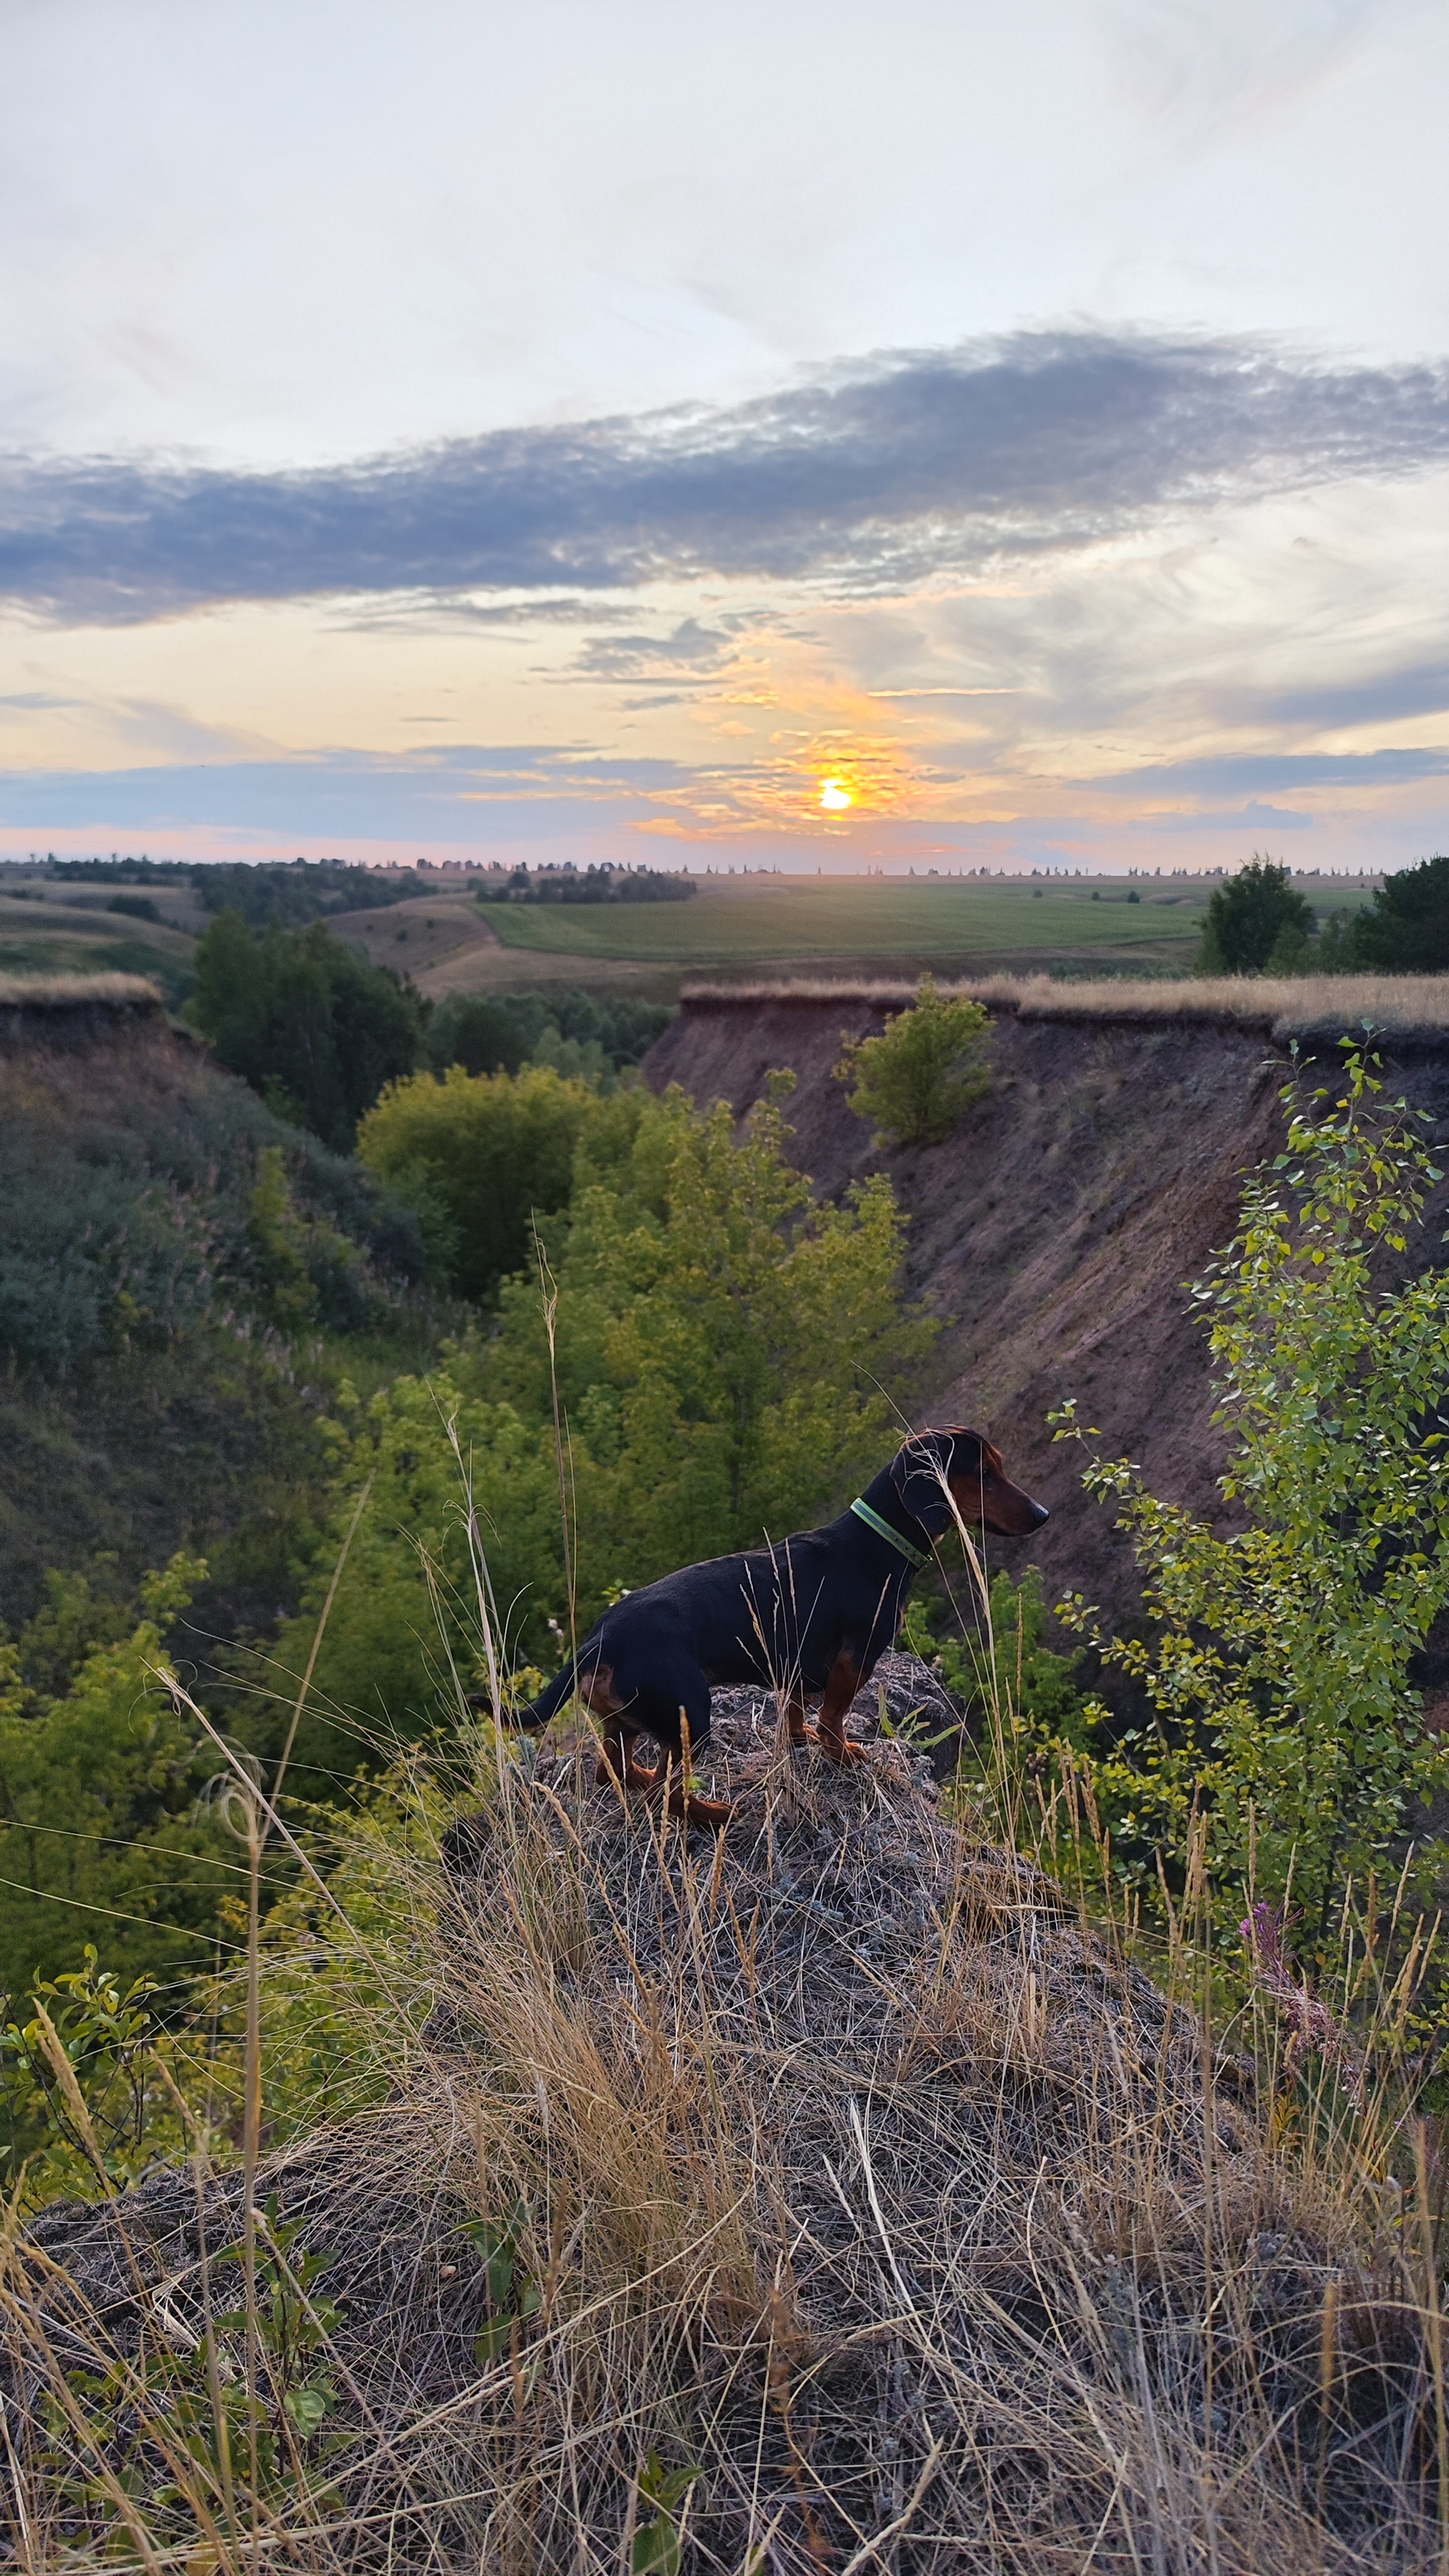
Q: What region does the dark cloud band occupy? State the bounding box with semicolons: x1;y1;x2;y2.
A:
3;328;1448;620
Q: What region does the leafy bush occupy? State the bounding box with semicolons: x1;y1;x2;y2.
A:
0;1947;233;2208
280;1077;932;1767
0;1555;242;1996
189;911;422;1148
1196;855;1315;974
902;1568;1085;1763
358;1062;616;1300
1055;1041;1449;1944
835;974;991;1148
246;1145;370;1332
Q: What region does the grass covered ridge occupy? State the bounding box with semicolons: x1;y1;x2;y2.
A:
681;971;1449;1034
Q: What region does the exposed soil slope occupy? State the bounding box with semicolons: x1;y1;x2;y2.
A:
645;993;1449;1635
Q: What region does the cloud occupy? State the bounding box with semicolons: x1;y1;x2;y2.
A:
1207;659;1449;732
3;327;1448;621
1132;798;1317;831
573;617;734;681
0;744;689;840
1088;744;1449;794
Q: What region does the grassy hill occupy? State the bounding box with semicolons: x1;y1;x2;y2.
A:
0;983;444;1639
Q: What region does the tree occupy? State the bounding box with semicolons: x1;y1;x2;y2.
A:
834;976;991;1148
189;913;422;1148
1196;856;1315;975
1056;1043;1449;1943
1353;853;1449;973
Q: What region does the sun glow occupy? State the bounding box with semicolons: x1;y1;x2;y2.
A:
819;775;853;812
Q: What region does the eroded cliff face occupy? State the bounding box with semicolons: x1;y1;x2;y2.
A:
645;995;1449;1638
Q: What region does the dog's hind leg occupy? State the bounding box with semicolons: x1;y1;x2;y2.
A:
810;1650;871;1768
628;1657;732;1830
594;1715;657;1796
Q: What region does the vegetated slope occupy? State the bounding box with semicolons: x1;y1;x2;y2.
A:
645;987;1449;1636
0;987;430;1640
14;1697;1431;2574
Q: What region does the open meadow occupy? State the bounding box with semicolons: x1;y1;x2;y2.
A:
0;863;1383;1000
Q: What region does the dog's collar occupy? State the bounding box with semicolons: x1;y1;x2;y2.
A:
850;1497;930;1569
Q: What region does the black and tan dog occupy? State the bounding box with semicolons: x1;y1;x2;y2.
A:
504;1426;1047;1826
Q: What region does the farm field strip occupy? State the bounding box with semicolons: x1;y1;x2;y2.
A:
480;874;1222;966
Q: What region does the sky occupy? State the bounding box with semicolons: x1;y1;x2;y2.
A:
1;0;1448;874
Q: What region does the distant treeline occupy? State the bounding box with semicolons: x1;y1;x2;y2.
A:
478;861;695;906
45;855;425;928
42;853;695;918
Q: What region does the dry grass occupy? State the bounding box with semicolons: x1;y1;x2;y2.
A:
0;970;163;1008
3;1677;1443;2575
681;974;1449;1039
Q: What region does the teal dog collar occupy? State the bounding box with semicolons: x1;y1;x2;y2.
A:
850;1496;930;1569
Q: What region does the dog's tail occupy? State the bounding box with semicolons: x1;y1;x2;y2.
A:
471;1662;579;1732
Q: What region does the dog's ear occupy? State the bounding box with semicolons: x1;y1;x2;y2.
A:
891;1430;981;1537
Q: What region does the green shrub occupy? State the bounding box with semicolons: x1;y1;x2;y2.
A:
247;1145;368;1332
1055;1041;1449;1946
281;1077;933;1764
0;1555;242;1997
0;1946;233;2208
834;974;991;1148
357;1062;617;1301
1196;855;1315;974
901;1566;1087;1774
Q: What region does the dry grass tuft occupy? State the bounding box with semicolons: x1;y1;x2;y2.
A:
0;970;163;1008
681;973;1449;1039
4;1672;1443;2572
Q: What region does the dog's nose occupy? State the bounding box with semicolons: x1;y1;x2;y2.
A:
1028;1498;1050;1528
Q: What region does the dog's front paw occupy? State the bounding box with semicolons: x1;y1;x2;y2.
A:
807;1728;872;1769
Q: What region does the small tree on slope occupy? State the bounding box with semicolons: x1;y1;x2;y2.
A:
834;975;991;1149
1056;1040;1449;1946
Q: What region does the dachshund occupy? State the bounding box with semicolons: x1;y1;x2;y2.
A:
496;1426;1048;1827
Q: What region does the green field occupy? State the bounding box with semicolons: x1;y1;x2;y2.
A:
485;874;1218;972
0;867;1376;998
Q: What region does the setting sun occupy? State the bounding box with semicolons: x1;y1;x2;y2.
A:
819;776;853;812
